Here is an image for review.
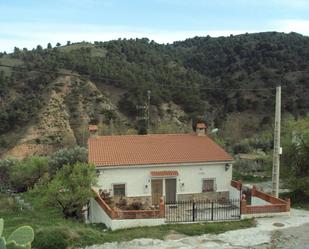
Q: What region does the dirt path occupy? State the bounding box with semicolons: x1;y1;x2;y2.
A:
85;209;309;249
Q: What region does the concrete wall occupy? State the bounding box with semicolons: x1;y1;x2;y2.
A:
251;196;271;206
229;185;241;200
241;212;290;219
89;198;165;230
96;162;232;200
89;198;113;227
110;218;165;230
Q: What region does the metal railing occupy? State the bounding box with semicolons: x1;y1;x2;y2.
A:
165;198;240;223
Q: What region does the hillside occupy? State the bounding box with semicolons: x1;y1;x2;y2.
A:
0;32;309;158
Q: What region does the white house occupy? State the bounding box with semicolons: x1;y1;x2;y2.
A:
88;124;234;207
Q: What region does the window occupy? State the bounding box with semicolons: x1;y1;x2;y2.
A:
113;184;125;196
202;179;215;192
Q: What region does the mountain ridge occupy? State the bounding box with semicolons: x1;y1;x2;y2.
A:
0;31;309;158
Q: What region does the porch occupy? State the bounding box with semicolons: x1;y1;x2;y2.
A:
89;181;291;230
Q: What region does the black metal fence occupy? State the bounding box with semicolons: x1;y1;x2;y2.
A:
165;198;240;223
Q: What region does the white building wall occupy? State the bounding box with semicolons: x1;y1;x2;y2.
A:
251;196;271;205
89;198;113;227
96;162;232;198
229;185;241;199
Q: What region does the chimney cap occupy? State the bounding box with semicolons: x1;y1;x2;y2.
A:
196;123;207;129
88;125;98;132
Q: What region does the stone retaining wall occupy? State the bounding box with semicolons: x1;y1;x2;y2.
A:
177;191;229;202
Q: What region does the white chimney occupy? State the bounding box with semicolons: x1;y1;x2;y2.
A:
88;125;98;137
196;123;207;136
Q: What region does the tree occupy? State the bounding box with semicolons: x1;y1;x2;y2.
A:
56;42;61;47
10;157;49;192
47;43;52;49
66;41;71;46
36;45;43;51
281;116;309;202
48;146;88;175
44;162;96;219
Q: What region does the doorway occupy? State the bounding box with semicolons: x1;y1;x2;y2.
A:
151;179;163;205
165;179;177;204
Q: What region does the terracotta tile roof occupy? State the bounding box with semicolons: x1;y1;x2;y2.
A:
150;171;179;177
88;134;233;167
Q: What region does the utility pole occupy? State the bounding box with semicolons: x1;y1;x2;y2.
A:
271;85;281;198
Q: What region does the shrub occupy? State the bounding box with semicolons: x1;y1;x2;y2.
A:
33;227;69;249
48;147;88;175
99;189;112;205
233;140;252;154
0;195;18;211
0;159;15;191
10;156;48;192
128;201;143;210
43;163;96;219
116;198;127;209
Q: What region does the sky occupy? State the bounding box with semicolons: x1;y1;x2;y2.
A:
1;0;309;52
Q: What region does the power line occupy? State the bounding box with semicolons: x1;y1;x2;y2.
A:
0;63;281;92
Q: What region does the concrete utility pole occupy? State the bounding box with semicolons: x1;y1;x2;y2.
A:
271;85;281;198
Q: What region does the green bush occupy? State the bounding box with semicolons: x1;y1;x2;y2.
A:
10;157;48;192
0;195;18;211
0;159;15;191
233;140;252;154
43;163;96;219
33;227;69;249
48;147;88;175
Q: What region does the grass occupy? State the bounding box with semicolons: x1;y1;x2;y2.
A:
0;194;255;248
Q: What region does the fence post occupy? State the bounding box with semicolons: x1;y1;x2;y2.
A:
240;195;247;215
211;201;214;221
159;197;165;218
192;201;195;222
285;198;291;212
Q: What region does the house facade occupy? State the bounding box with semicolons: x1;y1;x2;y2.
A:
88;124;234;207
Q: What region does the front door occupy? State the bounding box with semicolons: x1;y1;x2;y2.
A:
151;179;163;205
165;179;177;204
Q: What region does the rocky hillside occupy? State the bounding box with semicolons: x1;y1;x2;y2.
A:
0;32;309;158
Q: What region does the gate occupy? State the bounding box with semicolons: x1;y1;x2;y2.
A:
165;199;240;223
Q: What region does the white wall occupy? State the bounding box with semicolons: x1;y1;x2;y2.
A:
110;218;165;230
96;162;232;198
89;198;165;230
251;196;271;205
229;185;241;199
89;198;113;228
